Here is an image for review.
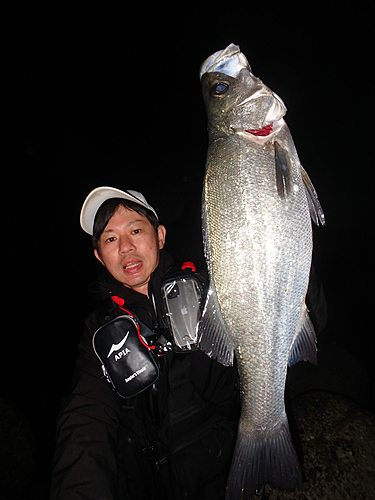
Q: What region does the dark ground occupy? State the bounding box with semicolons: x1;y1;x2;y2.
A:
2;2;374;498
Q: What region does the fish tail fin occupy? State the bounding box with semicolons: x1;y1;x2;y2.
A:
225;415;302;499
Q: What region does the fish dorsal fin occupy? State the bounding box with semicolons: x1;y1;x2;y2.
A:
274;141;293;199
198;280;234;367
300;165;326;226
288;309;317;366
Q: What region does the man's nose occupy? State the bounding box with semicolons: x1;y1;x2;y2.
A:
118;236;135;253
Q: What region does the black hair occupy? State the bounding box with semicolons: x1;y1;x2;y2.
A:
92;198;159;253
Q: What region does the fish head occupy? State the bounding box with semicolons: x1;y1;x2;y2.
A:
200;44;287;141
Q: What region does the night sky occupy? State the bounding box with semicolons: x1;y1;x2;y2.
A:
3;2;374;497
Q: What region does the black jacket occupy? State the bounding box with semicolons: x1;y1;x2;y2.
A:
50;251;240;500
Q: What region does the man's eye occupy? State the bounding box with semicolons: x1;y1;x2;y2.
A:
133;229;141;235
105;237;116;243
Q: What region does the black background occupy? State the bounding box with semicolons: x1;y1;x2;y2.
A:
3;2;374;497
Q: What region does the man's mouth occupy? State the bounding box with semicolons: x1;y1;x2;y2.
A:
123;261;142;271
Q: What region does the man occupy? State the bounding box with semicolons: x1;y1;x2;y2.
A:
50;187;240;500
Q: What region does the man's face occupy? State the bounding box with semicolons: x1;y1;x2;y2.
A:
94;205;166;296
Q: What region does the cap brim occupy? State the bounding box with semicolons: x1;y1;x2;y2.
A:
80;186;158;235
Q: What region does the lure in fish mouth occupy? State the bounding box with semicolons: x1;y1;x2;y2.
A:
198;44;325;499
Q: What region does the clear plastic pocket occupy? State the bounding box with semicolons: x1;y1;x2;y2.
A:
161;275;204;352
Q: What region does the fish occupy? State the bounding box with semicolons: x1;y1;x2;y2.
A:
198;44;325;499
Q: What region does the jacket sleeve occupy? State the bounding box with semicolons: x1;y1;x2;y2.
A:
50;311;123;500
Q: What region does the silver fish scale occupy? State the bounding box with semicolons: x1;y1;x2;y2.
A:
203;125;312;431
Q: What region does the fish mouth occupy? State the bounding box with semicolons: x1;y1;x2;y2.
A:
199;43;249;80
237;89;270;108
236;89;287;127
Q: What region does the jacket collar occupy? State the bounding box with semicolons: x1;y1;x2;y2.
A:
91;250;177;328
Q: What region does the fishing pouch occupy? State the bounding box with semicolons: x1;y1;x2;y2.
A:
161;268;205;353
92;307;159;398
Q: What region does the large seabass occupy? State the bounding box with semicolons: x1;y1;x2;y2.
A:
198;44;325;499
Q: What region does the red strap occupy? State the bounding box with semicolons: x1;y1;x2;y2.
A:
111;295;125;307
111;296;155;350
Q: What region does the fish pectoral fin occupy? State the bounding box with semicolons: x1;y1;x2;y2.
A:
300;165;326;226
288;309;318;367
274;140;293;200
198;281;234;367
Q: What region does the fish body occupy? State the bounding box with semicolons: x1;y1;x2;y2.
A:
198;44;325;499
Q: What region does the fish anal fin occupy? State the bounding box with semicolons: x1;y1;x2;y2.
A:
225;415;302;499
198;281;234;367
274;140;293;200
288;309;318;367
300;165;326;226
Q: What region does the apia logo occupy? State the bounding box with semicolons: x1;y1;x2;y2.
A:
114;347;131;361
107;331;130;359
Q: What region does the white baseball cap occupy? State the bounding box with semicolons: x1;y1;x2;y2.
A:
80;186;158;235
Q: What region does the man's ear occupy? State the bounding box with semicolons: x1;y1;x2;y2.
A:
94;249;105;266
157;225;166;250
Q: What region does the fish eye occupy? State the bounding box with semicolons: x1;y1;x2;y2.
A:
211;82;229;96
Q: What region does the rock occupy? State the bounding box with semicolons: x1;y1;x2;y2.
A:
263;392;375;500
